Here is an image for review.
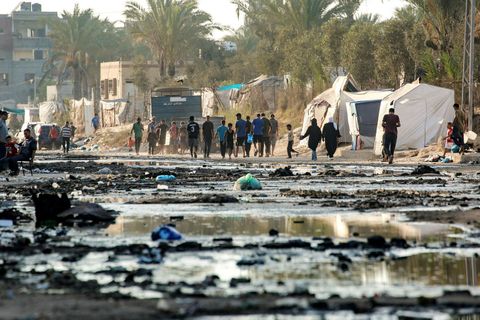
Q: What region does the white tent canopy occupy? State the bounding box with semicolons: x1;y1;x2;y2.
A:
301;75;391;144
373;83;455;155
346;91;393;148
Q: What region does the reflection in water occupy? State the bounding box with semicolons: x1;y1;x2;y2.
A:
106;214;461;242
150;252;480;290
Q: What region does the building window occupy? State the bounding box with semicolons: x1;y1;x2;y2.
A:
36;28;46;37
34;50;44;60
0;73;8;86
108;79;113;92
112;78;117;96
0;28;4;34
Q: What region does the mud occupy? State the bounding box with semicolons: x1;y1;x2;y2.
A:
0;153;479;319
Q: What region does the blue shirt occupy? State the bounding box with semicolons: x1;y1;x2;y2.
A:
92;116;99;127
216;125;228;142
252;118;264;135
235;119;247;138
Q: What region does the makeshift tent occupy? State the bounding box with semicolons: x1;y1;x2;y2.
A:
99;99;132;127
301;75;391;144
70;98;95;136
373;82;455;155
39;101;67;124
233;75;287;111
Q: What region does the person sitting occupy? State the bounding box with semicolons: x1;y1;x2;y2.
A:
0;136;17;171
8;128;37;176
5;136;18;158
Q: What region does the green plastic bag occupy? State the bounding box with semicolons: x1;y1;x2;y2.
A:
234;174;262;191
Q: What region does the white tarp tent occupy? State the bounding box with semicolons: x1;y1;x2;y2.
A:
39;101;67;124
346;91;393;148
301;75;391;144
373;83;455;155
301;76;356;144
70;98;95;136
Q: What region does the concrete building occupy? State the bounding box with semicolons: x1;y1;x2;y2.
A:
0;2;57;104
100;61;161;101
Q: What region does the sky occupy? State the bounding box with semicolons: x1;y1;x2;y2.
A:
0;0;407;39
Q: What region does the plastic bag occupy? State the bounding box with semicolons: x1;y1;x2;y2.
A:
247;133;254;144
156;175;176;182
233;173;262;191
151;225;182;241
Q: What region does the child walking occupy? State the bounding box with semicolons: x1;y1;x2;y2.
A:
225;123;235;160
286;124;299;158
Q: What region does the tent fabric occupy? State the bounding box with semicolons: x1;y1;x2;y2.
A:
100;100;132;127
70;98;95;136
373;83;455;155
39;101;67;124
201;89;218;117
217;84;244;91
347;99;384;148
233;75;287;112
3;107;25;115
301;75;391;145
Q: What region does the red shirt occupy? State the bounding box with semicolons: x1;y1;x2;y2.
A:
446;128;453;143
382;114;400;135
6;142;17;157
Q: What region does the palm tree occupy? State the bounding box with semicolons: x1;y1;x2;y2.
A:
124;0;216;79
405;0;464;54
233;0;342;33
45;5;111;100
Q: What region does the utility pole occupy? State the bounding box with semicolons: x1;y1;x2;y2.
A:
461;0;476;131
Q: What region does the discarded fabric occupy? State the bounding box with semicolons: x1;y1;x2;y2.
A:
151;225;182;241
233;174;262;191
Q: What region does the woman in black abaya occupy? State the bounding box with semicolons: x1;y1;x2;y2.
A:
323;117;339;159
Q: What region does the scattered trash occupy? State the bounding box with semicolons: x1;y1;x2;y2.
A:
269;229;279;237
411;165;440;175
32;192;71;225
151;225;183;241
52;182;60;189
424;155;441;163
0;220;13;228
156;175;176;183
157;185;169;190
192;195;238;203
441;157;453;163
97;167;113;175
233;174;262;191
170;216;184;221
270;166;294;177
57;203;117;224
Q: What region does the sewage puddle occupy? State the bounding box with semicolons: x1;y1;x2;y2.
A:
104;205;465;243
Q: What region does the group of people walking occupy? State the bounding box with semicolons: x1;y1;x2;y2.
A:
134;113;282;159
214;113;280;159
300;117;340;161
